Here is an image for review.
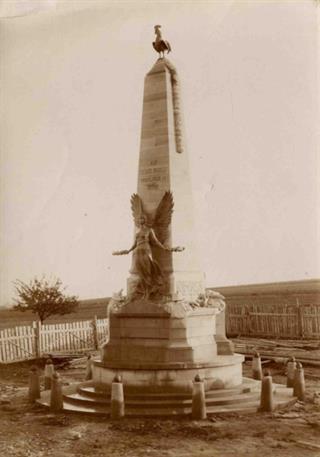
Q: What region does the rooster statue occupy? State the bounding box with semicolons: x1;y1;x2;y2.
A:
152;25;171;58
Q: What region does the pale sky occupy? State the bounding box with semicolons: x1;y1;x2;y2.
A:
0;0;319;306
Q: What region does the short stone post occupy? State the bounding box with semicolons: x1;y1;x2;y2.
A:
111;375;124;419
293;362;305;401
85;354;94;380
44;358;55;390
259;370;274;412
28;366;41;402
286;356;297;388
50;372;63;412
252;351;262;380
192;374;206;420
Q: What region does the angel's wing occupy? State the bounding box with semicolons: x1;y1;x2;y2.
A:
130;193;144;227
152;191;174;243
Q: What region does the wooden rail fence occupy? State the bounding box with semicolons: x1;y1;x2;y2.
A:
226;303;320;339
0;317;109;364
2;303;319;363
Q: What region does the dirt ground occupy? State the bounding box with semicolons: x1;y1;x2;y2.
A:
0;358;320;457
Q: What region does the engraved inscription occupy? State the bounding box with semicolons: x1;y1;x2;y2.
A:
139;158;169;189
141;176;161;183
146;183;159;190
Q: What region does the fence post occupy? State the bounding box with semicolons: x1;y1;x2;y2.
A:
245;306;251;335
33;321;42;359
92;315;98;350
296;299;304;338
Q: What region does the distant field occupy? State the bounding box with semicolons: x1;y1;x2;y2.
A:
214;278;320;297
0;297;110;329
1;279;319;330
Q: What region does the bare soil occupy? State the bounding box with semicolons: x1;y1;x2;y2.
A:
1;358;320;457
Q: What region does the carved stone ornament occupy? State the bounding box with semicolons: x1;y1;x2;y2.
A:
190;290;226;313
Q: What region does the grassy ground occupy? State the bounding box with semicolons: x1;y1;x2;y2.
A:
0;359;320;457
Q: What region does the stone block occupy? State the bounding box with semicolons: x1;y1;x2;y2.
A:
141;110;167;121
119;327;163;338
215;337;234;355
186;335;216;347
155;136;169;146
121;317;164;328
166;318;187;329
141;127;168;139
143;92;167;102
140;138;156;150
142;99;167;113
93;354;244;394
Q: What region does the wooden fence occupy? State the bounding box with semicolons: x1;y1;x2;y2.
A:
226;303;320;339
2;303;320;363
0;317;109;364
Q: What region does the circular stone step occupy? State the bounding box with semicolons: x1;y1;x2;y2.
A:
37;377;297;417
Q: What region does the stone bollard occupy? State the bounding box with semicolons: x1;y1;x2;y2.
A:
293;362;305;401
85;354;94;381
111;375;124;419
29;365;41;403
192;374;207;420
44;358;55;390
259;370;274;412
50;372;64;412
286;356;297;388
252;351;263;380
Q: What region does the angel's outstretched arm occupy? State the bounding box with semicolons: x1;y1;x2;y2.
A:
150;229;184;252
113;237;137;256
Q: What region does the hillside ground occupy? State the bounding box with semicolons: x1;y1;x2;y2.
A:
0;358;320;457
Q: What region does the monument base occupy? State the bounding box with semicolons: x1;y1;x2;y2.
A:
99;299;242;393
103;300;222;367
93;354;244;394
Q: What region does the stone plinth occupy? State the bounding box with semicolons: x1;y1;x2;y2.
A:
102;302;217;367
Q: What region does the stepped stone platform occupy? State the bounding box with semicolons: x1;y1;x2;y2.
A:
37;377;296;417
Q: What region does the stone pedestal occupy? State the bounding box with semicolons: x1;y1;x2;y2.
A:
98;300;243;393
103;301;217;367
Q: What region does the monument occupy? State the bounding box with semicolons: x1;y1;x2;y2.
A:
38;27;296;415
93;25;243;393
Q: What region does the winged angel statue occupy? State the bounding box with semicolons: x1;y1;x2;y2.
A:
113;191;184;300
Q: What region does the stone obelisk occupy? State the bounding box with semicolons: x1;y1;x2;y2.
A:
127;58;205;302
100;28;241;389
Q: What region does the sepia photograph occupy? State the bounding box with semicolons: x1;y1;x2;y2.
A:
0;0;319;456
